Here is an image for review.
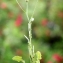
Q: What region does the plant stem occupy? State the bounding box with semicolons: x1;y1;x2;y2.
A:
25;0;39;63
26;2;29;21
16;0;26;13
26;1;34;63
31;0;38;18
16;0;41;63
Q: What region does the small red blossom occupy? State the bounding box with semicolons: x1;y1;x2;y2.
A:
41;18;48;26
1;2;7;9
15;14;22;27
52;54;62;62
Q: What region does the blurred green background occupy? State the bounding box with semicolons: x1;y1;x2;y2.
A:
0;0;63;63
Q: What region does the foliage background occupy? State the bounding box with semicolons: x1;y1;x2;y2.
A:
0;0;63;63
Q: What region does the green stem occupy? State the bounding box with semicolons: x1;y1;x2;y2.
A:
31;0;38;18
25;0;39;63
26;2;29;21
16;0;26;13
26;2;33;63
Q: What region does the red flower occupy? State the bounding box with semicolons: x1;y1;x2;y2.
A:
1;2;7;9
41;18;48;26
15;14;22;27
52;54;62;62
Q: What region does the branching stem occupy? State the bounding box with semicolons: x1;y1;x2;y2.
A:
16;0;40;63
